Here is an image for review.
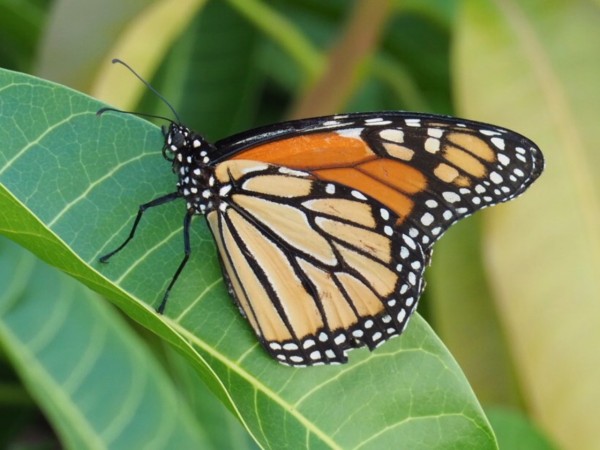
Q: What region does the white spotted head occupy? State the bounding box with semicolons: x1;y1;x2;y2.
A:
162;122;211;166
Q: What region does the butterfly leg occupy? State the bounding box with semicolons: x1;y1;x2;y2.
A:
156;210;193;314
99;191;181;263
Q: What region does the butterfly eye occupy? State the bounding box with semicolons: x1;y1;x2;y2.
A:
161;125;189;161
170;128;187;149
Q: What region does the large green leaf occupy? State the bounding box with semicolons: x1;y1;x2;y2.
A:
0;68;495;449
453;0;600;449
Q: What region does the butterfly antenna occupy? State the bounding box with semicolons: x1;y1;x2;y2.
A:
96;107;174;125
111;58;182;124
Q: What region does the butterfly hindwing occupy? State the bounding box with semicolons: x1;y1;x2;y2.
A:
205;160;427;366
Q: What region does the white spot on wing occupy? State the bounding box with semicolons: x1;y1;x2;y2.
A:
403;235;416;249
480;129;501;136
408;272;416;285
498;153;511;166
442;192;461;203
351;190;367;200
279;167;309;177
335;128;363;138
427;128;443;138
219;185;232;196
334;334;346;344
425;137;440;153
379;128;404;143
365;118;392;125
491;137;506;150
420;212;434;226
490;172;503;184
303;339;315;348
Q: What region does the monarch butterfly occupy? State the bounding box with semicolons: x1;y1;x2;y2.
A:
100;60;544;367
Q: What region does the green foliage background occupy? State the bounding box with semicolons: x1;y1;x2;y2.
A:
1;0;598;449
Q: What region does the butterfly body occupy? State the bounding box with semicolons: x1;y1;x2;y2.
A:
144;112;544;366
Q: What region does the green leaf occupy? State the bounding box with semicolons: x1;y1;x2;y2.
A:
453;0;600;448
0;237;209;449
0;68;496;449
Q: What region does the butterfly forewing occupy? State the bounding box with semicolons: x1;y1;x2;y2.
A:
217;113;544;250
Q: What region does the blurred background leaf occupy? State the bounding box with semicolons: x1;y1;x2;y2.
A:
486;406;558;450
452;1;599;449
1;0;598;448
0;238;213;449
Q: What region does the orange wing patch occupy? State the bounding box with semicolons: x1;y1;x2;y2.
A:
232;132;431;221
447;132;496;162
358;159;427;194
313;168;414;220
231;132;375;168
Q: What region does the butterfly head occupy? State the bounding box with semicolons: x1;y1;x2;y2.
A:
162;123;213;165
162;122;218;214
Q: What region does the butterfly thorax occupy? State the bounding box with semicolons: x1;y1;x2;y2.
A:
163;123;218;216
